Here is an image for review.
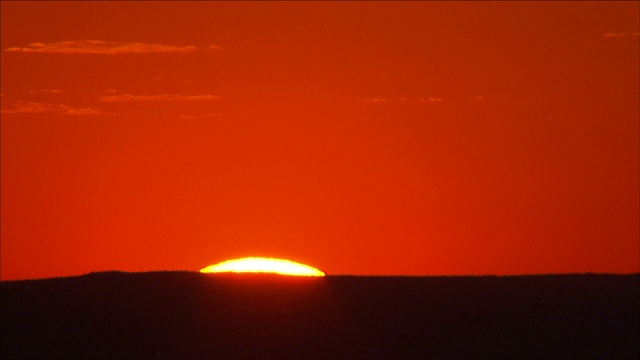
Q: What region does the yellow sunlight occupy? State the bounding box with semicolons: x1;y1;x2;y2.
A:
200;257;325;276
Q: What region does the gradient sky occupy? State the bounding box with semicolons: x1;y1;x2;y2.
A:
2;1;638;280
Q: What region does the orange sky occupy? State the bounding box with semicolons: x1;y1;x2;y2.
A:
1;2;638;280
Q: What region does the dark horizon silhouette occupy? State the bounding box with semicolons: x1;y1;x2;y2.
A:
2;271;638;359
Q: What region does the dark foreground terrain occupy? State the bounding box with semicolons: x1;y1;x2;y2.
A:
2;272;638;359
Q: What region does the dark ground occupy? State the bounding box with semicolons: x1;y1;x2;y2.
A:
1;272;638;359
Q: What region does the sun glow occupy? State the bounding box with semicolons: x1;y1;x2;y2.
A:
200;257;325;277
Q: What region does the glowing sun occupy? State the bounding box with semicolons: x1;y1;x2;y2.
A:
200;257;325;277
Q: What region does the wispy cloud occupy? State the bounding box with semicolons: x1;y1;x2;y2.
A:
5;40;199;54
63;107;104;115
179;113;223;120
363;97;444;103
468;96;486;102
363;97;408;103
100;94;222;102
28;89;63;94
1;102;102;115
148;77;193;85
602;32;640;38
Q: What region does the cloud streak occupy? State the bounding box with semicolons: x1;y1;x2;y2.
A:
1;102;102;115
602;32;640;38
363;97;444;103
28;89;63;94
468;95;486;102
363;97;408;103
100;94;222;102
5;40;200;54
179;113;223;119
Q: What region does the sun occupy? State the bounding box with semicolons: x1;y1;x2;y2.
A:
200;257;325;277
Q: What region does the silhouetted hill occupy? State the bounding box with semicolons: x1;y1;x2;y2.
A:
2;272;638;359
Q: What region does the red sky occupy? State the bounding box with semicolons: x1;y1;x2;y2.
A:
1;2;638;280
